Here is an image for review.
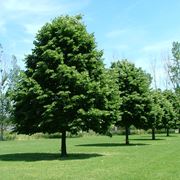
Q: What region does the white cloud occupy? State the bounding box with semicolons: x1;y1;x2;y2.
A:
0;0;91;69
1;0;91;15
142;40;171;54
0;0;92;35
0;0;91;29
1;0;68;14
2;0;49;12
105;27;148;46
24;24;43;36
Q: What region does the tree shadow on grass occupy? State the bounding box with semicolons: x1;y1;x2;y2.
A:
161;135;178;137
140;134;178;138
168;135;179;137
0;153;103;162
76;143;149;147
131;138;164;141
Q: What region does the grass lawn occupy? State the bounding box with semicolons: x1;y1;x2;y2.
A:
0;134;180;180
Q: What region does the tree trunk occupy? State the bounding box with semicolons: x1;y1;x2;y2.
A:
0;123;4;141
152;127;155;140
61;130;67;157
125;125;129;145
166;127;169;136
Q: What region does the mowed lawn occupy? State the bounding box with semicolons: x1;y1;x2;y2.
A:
0;134;180;180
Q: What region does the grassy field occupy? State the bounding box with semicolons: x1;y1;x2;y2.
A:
0;134;180;180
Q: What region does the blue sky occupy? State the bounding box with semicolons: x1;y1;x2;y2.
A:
1;0;180;88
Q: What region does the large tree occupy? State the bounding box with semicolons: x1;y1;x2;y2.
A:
111;60;151;144
12;15;120;156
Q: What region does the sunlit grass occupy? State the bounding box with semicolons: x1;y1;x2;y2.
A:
0;134;180;179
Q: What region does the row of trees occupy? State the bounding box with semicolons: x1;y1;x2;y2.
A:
0;15;179;157
112;61;179;143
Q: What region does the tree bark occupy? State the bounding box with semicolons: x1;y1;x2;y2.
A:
0;123;4;141
166;127;169;136
61;130;67;157
152;127;155;140
125;125;129;145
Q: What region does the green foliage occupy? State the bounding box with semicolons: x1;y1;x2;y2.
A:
161;96;176;131
162;92;180;128
111;60;151;144
163;90;180;129
148;90;164;130
12;15;120;155
169;42;180;92
148;89;177;137
111;60;151;129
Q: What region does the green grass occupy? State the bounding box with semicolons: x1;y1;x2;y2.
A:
0;134;180;180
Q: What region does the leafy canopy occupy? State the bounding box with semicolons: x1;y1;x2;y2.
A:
111;60;152;129
13;15;120;136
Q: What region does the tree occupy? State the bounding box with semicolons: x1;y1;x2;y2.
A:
168;42;180;93
167;42;180;133
149;90;176;137
148;90;163;140
0;70;9;141
161;97;176;136
111;60;151;144
12;15;120;156
163;90;180;133
0;44;11;140
0;45;19;140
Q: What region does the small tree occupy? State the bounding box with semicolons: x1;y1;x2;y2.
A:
12;15;120;156
0;45;19;140
0;75;9;140
161;98;176;136
163;90;179;133
148;90;164;140
149;90;176;137
111;60;151;144
0;45;10;140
